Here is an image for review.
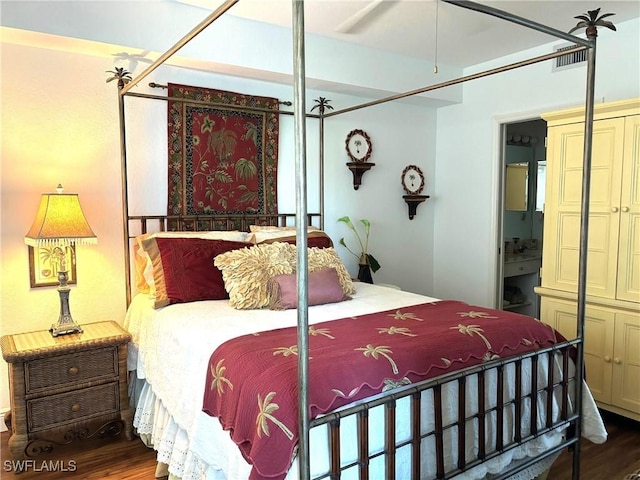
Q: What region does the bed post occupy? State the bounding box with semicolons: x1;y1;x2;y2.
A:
572;9;615;479
318;103;325;231
292;1;311;479
109;68;134;307
311;97;333;231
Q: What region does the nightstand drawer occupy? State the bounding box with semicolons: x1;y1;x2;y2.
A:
25;346;118;393
27;382;119;432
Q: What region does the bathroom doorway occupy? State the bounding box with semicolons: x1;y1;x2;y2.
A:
498;118;547;319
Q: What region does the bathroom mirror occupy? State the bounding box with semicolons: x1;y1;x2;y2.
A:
535;161;546;212
505;162;529;211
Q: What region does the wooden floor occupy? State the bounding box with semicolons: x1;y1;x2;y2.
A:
1;410;638;479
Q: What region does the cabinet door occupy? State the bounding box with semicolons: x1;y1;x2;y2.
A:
539;297;614;405
542;118;625;298
611;311;640;414
617;115;640;302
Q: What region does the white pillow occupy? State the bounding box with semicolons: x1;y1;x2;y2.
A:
249;225;320;232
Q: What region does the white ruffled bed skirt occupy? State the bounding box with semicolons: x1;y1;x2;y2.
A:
129;374;561;480
130;375;215;480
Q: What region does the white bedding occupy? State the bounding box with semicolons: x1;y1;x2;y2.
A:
125;283;607;480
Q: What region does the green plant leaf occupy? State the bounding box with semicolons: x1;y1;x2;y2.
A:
367;254;381;273
337;216;354;230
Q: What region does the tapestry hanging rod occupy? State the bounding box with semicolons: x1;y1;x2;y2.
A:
148;82;293;106
122;90;309;117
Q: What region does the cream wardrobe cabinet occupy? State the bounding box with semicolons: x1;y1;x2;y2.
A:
536;98;640;421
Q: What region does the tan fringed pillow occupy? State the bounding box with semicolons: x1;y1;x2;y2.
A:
214;242;297;309
214;243;354;309
307;247;356;295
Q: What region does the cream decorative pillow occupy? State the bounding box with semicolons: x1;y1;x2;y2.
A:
214;243;354;309
214;242;296;309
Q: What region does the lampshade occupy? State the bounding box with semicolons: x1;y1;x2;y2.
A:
24;186;97;337
25;188;97;247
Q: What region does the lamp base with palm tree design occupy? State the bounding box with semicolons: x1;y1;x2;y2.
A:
50;270;83;337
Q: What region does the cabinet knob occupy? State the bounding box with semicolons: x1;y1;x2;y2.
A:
611;207;619;213
604;356;611;363
621;206;630;213
614;358;622;365
68;366;79;376
71;403;81;413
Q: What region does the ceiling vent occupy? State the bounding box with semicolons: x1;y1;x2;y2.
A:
553;44;587;72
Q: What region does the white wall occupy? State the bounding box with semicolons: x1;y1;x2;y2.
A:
1;42;127;425
120;63;437;292
433;17;640;307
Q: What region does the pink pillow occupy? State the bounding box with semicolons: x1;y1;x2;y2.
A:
141;237;251;308
267;267;351;310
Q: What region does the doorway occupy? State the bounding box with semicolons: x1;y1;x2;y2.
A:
498;118;547;318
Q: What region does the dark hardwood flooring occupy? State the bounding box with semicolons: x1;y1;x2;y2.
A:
0;410;638;479
547;410;640;480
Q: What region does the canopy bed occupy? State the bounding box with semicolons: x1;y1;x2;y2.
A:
113;1;612;479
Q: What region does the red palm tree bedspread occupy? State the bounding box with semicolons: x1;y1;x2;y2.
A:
202;300;565;480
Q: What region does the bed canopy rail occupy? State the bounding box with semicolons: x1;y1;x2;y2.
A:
323;46;589;118
113;1;613;478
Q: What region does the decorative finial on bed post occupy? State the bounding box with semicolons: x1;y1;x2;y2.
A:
105;67;133;89
311;97;334;116
569;8;616;39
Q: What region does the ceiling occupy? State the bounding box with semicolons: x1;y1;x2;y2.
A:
179;0;640;68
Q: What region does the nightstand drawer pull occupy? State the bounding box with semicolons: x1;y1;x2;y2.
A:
69;366;79;376
71;403;81;412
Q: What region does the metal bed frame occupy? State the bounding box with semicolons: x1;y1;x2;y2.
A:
114;1;609;478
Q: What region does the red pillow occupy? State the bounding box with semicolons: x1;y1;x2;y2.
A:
267;267;351;310
141;237;251;308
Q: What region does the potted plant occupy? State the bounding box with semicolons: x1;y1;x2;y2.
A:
338;216;381;283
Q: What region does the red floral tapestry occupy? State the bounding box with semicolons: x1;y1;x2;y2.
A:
167;83;279;218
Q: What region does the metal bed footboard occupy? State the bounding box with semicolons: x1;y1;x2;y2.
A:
310;340;580;480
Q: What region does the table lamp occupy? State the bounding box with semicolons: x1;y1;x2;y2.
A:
24;185;97;336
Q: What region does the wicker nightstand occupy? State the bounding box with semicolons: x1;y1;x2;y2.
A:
1;321;133;463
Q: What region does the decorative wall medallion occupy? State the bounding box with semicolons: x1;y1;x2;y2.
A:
401;165;425;195
345;129;372;163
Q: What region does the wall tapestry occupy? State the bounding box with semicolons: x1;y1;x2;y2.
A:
167;83;279;221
